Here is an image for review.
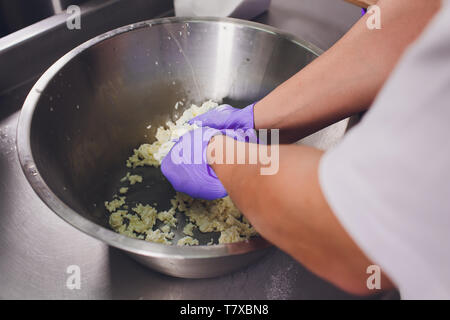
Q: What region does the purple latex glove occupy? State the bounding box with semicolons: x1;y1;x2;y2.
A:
161;127;226;200
188;103;256;130
161;127;257;200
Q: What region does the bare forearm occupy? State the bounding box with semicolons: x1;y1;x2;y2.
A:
209;136;392;294
255;0;440;142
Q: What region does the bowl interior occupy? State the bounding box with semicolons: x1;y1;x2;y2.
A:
27;19;324;244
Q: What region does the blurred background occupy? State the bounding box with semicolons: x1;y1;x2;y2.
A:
0;0;89;37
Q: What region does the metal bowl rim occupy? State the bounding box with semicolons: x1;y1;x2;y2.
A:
16;16;322;260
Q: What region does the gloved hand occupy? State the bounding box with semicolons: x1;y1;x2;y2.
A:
161;127;257;200
188;103;256;130
161;127;226;200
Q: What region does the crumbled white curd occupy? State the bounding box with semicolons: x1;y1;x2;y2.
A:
105;101;257;245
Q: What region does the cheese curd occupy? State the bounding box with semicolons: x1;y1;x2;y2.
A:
119;187;128;194
120;172;143;185
105;197;126;213
105;101;257;245
126;100;217;168
177;236;199;246
183;223;195;236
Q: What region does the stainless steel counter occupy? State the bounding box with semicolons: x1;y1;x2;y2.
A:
0;0;369;299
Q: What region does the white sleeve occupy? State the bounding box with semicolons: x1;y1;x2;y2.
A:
319;1;450;300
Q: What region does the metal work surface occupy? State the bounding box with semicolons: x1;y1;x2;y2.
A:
0;0;368;299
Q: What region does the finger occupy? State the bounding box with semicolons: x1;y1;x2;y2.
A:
187;113;210;126
188;114;222;128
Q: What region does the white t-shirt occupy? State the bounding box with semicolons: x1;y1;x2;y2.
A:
319;1;450;299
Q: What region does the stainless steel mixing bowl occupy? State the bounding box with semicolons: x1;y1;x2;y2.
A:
17;17;345;278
